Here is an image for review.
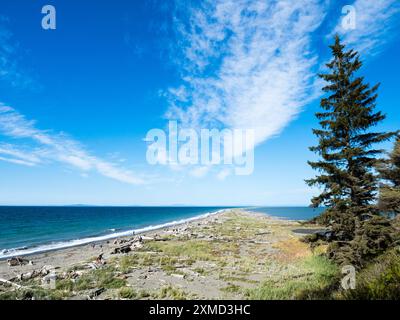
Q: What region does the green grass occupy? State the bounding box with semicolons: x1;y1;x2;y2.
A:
246;255;339;300
0;286;71;300
119;287;137;299
156;285;188;300
76;268;126;290
221;283;242;294
144;240;216;261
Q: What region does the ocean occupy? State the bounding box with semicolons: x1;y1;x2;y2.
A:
0;206;323;259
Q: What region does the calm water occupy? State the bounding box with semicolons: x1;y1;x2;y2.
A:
0;206;323;259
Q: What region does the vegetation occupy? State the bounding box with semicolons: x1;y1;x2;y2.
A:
378;136;400;216
246;255;339;300
306;35;396;266
119;287;137;299
342;247;400;299
156;285;188;300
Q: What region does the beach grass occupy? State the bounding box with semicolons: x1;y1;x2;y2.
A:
246;255;339;300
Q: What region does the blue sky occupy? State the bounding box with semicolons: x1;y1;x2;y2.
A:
0;0;399;206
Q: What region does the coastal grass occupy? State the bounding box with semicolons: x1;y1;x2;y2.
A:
75;267;126;290
155;285;188;300
0;285;72;300
144;240;216;261
119;287;137;299
56;266;127;295
246;255;339;300
221;283;242;294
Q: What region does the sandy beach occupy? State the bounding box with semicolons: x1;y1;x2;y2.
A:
0;209;327;300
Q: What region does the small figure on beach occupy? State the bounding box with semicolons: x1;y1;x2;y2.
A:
96;253;104;265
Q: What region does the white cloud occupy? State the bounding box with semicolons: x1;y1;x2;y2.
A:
167;0;326;148
216;168;231;180
0;143;42;166
0;104;145;185
0;156;37;167
0;20;34;88
331;0;400;56
189;166;210;178
167;0;400;155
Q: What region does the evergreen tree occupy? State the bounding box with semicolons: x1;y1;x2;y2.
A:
306;35;395;265
378;136;400;216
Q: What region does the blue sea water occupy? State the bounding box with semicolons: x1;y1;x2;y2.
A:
0;206;323;259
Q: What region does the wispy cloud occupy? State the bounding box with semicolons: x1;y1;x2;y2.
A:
0;143;42;166
166;0;400;156
331;0;400;56
0;104;145;185
167;0;326;148
0;18;34;88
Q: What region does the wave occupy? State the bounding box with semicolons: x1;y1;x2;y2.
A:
0;209;227;260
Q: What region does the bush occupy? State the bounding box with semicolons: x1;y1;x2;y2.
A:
342;247;400;299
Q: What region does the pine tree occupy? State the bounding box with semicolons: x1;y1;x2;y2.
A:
306;35;395;265
378;136;400;216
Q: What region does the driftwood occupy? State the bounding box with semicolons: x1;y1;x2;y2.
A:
7;257;32;267
0;278;22;289
89;287;105;299
111;245;131;254
290;272;314;279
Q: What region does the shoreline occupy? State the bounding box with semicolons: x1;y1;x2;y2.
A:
0;209;327;300
0;209;234;280
0;208;229;261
